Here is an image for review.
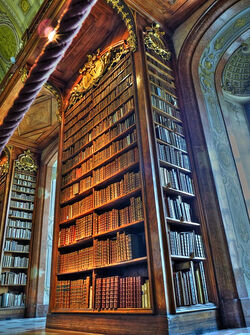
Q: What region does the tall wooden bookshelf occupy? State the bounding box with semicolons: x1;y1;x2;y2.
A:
47;26;218;335
50;47;153;315
0;150;38;314
142;26;216;313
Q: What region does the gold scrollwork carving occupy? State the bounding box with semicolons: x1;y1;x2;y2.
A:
0;147;11;177
106;0;136;52
144;24;171;61
68;43;129;109
19;64;29;83
15;150;38;172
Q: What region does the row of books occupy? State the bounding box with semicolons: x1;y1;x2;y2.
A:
65;81;133;144
58;246;94;273
8;219;32;229
95;276;150;310
149;72;175;95
155;125;187;152
93;196;143;235
61;146;139;202
55;277;91;309
93;232;143;267
63;87;134;161
92;75;133;116
62;145;93;174
4;240;29;252
10;200;34;210
58;196;143;247
61;175;92;202
93;147;139;185
60;193;93;222
146;54;172;77
12;185;35;194
93;130;137;168
160;167;194;194
154;112;184;135
173;261;209;306
166;196;192;222
6;227;31;240
13;178;35;188
158;143;191;170
148;63;175;88
169;231;205;258
0;272;27;285
11;191;34;202
2;255;29;268
14;172;36;182
0;292;25;308
61;157;93;187
93;65;132;106
151;93;180;119
64;73;133;144
93;113;135;152
9;209;32;220
94;171;141;207
150;83;178;108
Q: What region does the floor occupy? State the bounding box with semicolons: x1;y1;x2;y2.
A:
0;318;249;335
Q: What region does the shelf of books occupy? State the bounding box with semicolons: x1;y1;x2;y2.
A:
52;51;152;314
144;34;215;313
0;151;37;311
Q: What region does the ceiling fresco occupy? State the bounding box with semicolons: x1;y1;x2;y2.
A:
0;0;44;82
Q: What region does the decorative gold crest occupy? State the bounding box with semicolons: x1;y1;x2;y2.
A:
68;43;129;109
0;147;11;177
15;150;38;172
144;24;171;61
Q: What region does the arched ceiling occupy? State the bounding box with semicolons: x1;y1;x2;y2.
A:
0;0;44;82
223;39;250;96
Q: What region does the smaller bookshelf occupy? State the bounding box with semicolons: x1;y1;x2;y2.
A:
143;31;213;313
0;151;38;310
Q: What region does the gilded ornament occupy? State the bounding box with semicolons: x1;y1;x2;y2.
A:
144;24;171;61
68;43;129;109
0;147;11;177
105;0;137;51
19;65;29;83
15;150;38;172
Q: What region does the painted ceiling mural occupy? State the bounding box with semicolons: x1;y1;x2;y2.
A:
0;0;44;82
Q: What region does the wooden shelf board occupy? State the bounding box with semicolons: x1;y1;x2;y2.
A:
0;284;26;287
0;307;25;310
146;52;173;73
153;107;182;124
162;186;195;198
58;236;93;250
176;303;217;314
171;255;206;261
8;216;33;221
12;183;35;189
11;197;34;202
147;59;174;80
6;237;30;242
9;206;33;213
57;256;147;276
166;217;200;227
2;267;28;270
157;138;187;154
11;190;35;195
51;308;153;314
159;160;191;174
4;250;29;254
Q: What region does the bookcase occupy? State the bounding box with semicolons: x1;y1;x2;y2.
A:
142;25;216;314
0;150;38;312
52;50;152;314
47;24;218;335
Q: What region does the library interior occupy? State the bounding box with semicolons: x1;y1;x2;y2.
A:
0;0;249;334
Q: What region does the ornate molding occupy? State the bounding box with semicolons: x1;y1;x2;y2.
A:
144;24;171;61
68;42;129;109
0;146;11;177
15;149;38;172
44;81;63;122
105;0;137;52
19;64;29;83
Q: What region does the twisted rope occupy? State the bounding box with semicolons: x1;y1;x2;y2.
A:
0;0;98;155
